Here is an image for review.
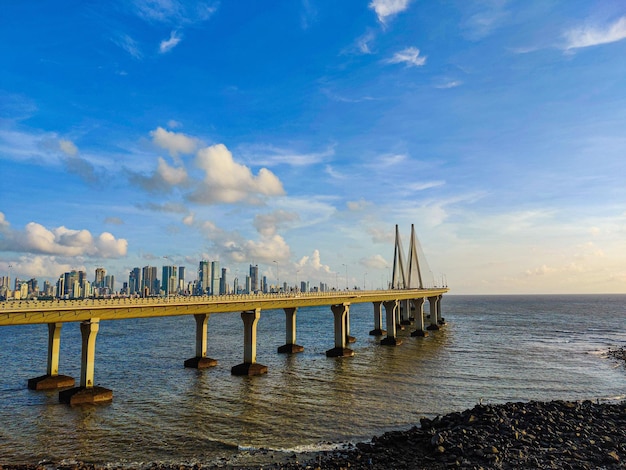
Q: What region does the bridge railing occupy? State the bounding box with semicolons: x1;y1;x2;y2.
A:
0;287;448;312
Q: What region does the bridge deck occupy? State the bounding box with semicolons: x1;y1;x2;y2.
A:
0;288;449;326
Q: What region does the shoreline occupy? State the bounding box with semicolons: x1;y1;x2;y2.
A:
2;398;624;470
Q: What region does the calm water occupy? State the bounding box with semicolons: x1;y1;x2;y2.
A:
0;294;624;466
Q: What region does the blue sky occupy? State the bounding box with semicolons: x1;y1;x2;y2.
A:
1;0;626;294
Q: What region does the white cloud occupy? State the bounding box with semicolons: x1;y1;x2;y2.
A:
435;80;463;89
296;249;333;274
159;30;182;53
564;16;626;50
239;144;335;167
409;181;445;191
360;254;389;269
367;226;394;244
369;0;410;23
133;0;217;25
346;199;369;211
132;156;188;191
2;255;76;280
59;139;78;156
113;34;142;59
150;126;198;156
189;144;285;204
0;212;127;258
385;47;426;67
254;210;300;237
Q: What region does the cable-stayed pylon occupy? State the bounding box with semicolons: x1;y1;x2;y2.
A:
391;224;407;289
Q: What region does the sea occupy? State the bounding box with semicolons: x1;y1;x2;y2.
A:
0;294;624;467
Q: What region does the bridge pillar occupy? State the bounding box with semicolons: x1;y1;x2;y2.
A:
184;314;218;368
278;307;304;353
400;299;412;325
28;323;75;390
427;296;440;330
326;303;354;357
369;301;386;336
345;306;356;343
232;309;267;375
381;300;402;346
437;295;445;325
410;298;428;337
59;319;112;405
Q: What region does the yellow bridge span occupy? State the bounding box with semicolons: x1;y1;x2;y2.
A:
0;288;449;405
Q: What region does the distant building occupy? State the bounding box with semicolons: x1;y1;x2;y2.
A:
249;264;259;293
198;261;210;295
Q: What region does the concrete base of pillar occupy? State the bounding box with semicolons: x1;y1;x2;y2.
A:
346;335;356;343
277;343;304;354
427;324;440;331
380;337;403;346
231;362;268;376
184;356;218;369
325;347;354;358
28;374;75;390
369;328;387;336
411;329;429;337
59;386;112;405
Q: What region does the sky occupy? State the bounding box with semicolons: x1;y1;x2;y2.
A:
1;0;626;295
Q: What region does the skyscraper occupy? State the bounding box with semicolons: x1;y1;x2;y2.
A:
94;268;106;288
162;265;177;296
220;267;227;295
198;261;210;294
129;267;142;295
210;261;220;296
249;264;259;293
142;266;158;296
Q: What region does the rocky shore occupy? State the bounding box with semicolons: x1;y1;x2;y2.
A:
2;399;624;470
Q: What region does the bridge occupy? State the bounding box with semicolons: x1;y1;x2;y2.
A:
0;225;449;405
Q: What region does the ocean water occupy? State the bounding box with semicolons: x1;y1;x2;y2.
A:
0;294;624;466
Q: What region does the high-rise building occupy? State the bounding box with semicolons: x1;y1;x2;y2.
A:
142;266;158;296
198;261;210;294
129;267;142;295
220;267;227;294
94;268;106;288
162;265;177;296
178;266;185;293
211;261;220;296
249;264;259;293
262;275;267;293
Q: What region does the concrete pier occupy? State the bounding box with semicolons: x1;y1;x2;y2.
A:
410;298;428;337
184;313;218;368
427;296;440;331
326;303;354;357
400;299;412;325
28;322;75;390
369;301;386;336
381;300;402;346
59;319;112;405
278;307;304;353
232;309;267;375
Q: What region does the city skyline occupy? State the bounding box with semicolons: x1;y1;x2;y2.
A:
1;1;626;294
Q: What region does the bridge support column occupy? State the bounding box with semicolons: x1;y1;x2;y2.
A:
278;307;304;353
437;295;445;325
400;299;412;325
369;301;386;336
345;307;356;343
381;300;402;346
59;319;112;405
410;298;428;337
184;314;218;368
427;296;440;331
28;323;75;390
232;309;267;375
326;304;354;357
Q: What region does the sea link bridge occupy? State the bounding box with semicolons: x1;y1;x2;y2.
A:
0;225;449;405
